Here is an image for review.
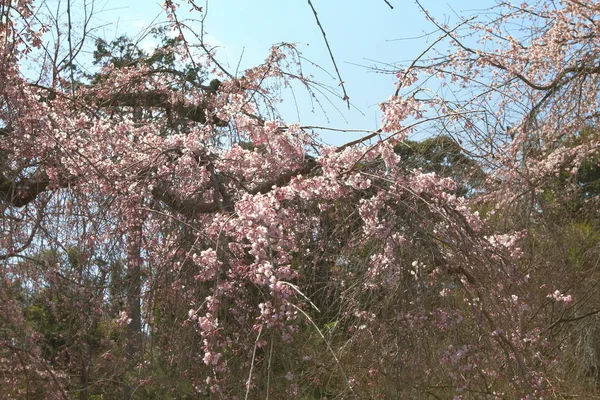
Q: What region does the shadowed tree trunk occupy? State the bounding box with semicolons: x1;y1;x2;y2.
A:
79;352;89;400
124;218;143;400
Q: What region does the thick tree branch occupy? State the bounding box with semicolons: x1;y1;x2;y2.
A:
97;90;228;127
0;174;53;207
250;157;318;195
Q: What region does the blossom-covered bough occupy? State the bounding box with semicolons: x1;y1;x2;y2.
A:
0;0;596;398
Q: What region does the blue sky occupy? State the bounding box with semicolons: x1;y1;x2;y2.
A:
93;0;495;145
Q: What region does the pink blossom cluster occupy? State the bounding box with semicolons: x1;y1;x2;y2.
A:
547;290;573;305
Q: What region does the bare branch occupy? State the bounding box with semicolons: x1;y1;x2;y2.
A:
307;0;350;108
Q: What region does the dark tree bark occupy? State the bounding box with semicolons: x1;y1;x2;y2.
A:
123;219;143;400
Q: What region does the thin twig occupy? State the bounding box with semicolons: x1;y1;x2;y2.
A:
244;324;263;400
289;303;358;399
307;0;350;108
266;335;274;399
280;281;321;313
395;16;476;97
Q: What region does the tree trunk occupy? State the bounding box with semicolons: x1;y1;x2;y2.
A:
79;352;88;400
123;219;143;400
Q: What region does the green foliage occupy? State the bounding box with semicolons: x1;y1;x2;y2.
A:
90;27;206;87
565;221;600;271
394;135;485;196
546;126;600;208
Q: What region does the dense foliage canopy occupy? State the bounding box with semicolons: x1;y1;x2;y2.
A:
1;0;600;399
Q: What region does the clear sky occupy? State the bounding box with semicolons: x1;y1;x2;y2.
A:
91;0;495;145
